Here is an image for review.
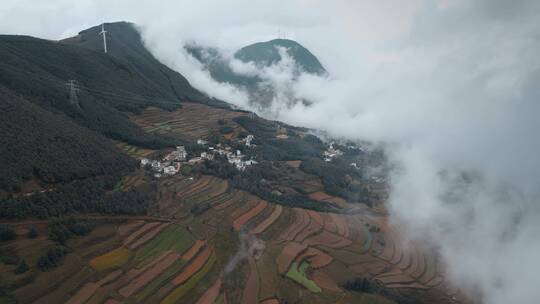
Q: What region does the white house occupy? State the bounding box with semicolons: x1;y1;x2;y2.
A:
163;166;177;175
201;152;214;160
175;146;187;160
188;157;204;164
151;161;162;170
245;159;258;166
245;134;255;146
165;146;187;162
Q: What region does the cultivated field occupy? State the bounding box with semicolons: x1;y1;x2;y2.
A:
130;103;248;140
115;141;156;159
0;172;465;304
0;135;467;304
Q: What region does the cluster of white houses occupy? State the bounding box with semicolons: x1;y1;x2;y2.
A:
141;146;187;178
141;135;259;178
200;141;258;171
323;143;343;162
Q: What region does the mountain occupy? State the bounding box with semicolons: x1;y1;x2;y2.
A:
186;38;327;108
235;39;326;75
62;21;205;103
0;22;215;210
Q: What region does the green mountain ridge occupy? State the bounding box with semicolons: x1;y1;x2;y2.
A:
236;39;326;75
186;38;327;107
0;21;218;201
62;21;205;103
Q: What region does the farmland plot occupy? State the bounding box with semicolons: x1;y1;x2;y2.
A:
131;103;247;140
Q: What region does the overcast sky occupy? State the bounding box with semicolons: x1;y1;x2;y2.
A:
2;1;540;303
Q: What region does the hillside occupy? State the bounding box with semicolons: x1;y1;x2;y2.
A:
0;22;223;194
0;22;218;215
0;34;180;147
62;21;205;104
0;85;134;192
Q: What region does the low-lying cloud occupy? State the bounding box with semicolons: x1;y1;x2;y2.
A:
2;1;540;303
141;2;540;303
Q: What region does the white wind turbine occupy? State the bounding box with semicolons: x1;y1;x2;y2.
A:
99;23;108;53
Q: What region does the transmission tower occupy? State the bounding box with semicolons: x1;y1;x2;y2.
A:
66;80;80;107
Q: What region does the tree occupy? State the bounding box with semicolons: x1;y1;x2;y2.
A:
343;278;373;293
27;227;38;238
219;126;234;134
14;259;29;274
37;246;65;271
0;225;15;241
37;255;52;271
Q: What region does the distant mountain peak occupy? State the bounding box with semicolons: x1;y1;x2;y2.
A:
235;38;327;75
186;38;327;108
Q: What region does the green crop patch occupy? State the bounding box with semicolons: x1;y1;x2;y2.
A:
134;225;194;266
286;261;321;293
161;252;216;304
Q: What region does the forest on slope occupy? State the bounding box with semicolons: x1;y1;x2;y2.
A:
0;22;212;216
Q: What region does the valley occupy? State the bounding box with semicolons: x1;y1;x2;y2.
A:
0;100;467;304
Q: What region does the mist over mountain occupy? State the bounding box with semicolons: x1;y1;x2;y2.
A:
186;38;327;109
235;39;326;75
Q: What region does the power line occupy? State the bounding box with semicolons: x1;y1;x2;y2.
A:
76;84;168;102
0;65;180;106
0;62;189;108
0;64;67;86
2;40;188;103
0;63;175;104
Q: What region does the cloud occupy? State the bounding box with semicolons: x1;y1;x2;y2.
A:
2;1;540;303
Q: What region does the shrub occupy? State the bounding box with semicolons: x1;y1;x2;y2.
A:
14;259;29;274
0;225;16;241
27;227;38;238
48;218;96;244
219;126;234;134
37;246;66;271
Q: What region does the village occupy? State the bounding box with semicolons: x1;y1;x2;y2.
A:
323;142;343;162
323;142;388;186
140;134;259;178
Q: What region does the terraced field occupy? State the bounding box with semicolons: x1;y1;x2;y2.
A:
151;174;465;303
112;171;146;193
130;103;248;140
115;141;156;159
1;175;467;304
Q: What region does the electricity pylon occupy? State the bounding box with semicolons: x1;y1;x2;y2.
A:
66;80;79;107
